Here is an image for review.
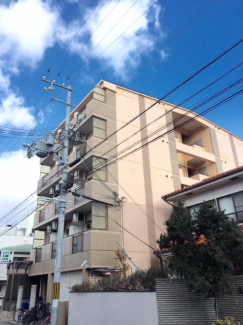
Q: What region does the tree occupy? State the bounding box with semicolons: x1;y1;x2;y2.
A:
157;201;243;317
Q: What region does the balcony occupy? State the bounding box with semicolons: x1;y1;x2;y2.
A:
37;166;62;196
29;229;120;276
33;202;58;230
33;191;113;232
176;140;215;164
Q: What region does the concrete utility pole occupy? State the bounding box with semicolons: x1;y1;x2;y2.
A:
43;80;73;325
23;78;74;325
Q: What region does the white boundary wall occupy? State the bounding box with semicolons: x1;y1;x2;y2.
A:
68;292;158;325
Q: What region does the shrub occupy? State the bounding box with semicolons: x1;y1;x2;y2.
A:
213;317;241;325
71;264;164;292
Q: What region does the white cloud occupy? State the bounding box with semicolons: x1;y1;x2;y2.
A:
57;0;165;77
37;110;44;124
0;0;63;129
0;69;10;93
0;0;60;69
0;92;36;128
0;150;40;223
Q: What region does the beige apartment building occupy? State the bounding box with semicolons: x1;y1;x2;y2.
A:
28;80;243;302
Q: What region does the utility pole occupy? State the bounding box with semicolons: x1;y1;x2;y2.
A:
44;79;73;325
23;78;74;325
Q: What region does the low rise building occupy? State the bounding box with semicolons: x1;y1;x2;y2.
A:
162;165;243;224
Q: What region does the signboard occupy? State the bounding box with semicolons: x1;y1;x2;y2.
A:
0;251;12;264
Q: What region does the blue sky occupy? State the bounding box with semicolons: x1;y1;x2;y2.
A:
0;0;242;219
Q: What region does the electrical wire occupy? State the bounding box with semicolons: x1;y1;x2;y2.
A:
0;0;214;153
82;37;243;159
90;88;243;175
86;62;243;169
1;37;243;225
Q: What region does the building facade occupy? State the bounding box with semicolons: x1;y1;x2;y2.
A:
162;165;243;224
28;80;243;302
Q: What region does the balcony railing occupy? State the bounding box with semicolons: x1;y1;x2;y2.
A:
226;211;243;223
32;231;85;264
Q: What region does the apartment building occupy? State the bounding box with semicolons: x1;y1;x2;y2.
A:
28;80;243;302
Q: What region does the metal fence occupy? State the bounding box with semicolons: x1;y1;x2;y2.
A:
156;277;243;325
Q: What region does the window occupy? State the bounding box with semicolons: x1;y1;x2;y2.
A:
218;196;235;215
88;156;107;182
189;200;216;218
233;192;243;212
72;234;83;253
92;203;107;230
52;242;57;259
93;117;106;139
218;191;243;221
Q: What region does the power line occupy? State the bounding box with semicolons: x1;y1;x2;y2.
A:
1;63;241;222
90;88;243;176
88;61;243;169
46;0;105;77
82;37;243;159
54;0;122;80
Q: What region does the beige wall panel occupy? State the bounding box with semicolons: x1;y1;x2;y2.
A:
90;250;120;268
233;138;243;165
149;168;175;206
107;208;120;233
216;130;235;164
62;251;90;271
122;202;150;252
153;206;171;241
86;99;107;117
116;93;141;129
117;160;146;205
89;231;120;251
148;140;174;171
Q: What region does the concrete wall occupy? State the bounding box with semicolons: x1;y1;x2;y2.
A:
68;292;158;325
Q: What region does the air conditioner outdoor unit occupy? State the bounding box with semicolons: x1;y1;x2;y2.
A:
49;187;55;195
47;225;51;233
51;221;58;231
55;183;60;192
58;150;63;158
72;212;85;223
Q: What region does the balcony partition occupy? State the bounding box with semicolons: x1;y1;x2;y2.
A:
36;247;42;262
72;233;84;254
52;242;57;259
39;210;45;223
